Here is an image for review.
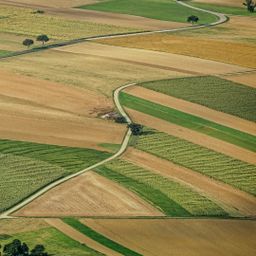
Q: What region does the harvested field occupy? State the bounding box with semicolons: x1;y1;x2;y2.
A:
134;128;256;196
126;108;256;165
193;0;243;7
223;72;256;89
124;147;256;216
83;218;256;256
96;159;227;217
99;32;256;68
125;85;256;134
14;171;162;217
57;42;249;75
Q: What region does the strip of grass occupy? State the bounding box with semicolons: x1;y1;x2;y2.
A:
141;76;256;122
79;0;218;24
0;227;103;256
191;2;255;16
98;143;121;153
63;218;142;256
0;50;11;57
96;160;227;216
134;128;256;196
0;139;111;212
120;92;256;152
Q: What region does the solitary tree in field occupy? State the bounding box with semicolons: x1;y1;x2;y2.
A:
187;15;199;24
36;34;49;45
22;39;34;48
243;0;256;12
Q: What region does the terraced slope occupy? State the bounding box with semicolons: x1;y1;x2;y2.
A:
0;139;110;212
134;128;256;196
95;159;227;217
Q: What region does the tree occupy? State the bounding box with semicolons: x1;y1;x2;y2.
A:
22;39;34;48
30;245;48;256
36;35;49;45
243;0;256;12
187;15;199;24
128;123;143;135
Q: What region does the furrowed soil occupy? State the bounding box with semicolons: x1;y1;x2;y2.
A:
126;108;256;165
222;72;256;89
14;171;162;217
83;218;256;256
124;86;256;136
123;147;256;216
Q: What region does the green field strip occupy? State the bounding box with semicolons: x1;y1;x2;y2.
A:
95;160;227;217
79;0;218;24
0;139;111;212
63;218;142;256
134;128;256;196
0;49;11;57
120;92;256;152
0;227;103;256
141;76;256;122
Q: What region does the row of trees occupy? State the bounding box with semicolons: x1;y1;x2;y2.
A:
0;239;49;256
22;35;49;48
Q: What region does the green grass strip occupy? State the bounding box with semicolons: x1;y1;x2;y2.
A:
95;166;192;216
120;92;256;152
63;218;142;256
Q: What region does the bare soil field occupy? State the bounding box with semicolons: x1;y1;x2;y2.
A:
123;147;256;217
223;72;256;89
57;42;249;75
99;31;256;68
193;0;243;7
0;0;184;30
46;218;122;256
83;218;256;256
125;86;256;136
126;108;256;165
14;171;162;217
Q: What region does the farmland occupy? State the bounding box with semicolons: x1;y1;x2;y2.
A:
0;139;110;212
134;128;256;196
80;0;218;24
120;92;256;151
141;76;256;122
95;159;227;216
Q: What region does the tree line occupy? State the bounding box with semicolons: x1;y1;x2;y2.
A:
23;35;49;48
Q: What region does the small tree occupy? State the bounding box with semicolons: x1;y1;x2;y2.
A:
243;0;256;12
187;15;199;24
3;239;29;256
22;39;34;48
30;245;48;256
128;123;143;136
36;35;49;45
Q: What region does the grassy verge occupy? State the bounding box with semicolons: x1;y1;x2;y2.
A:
141;76;256;122
134;128;256;196
95;160;227;217
0;139;111;212
0;227;103;256
63;218;142;256
120;92;256;152
0;50;11;57
79;0;218;24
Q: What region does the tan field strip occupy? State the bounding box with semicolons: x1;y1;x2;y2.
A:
125;86;256;136
123;147;256;217
46;218;122;256
14;171;162;217
83;218;256;256
222;72;256;89
126;108;256;165
0;0;184;30
193;0;244;7
56;42;250;75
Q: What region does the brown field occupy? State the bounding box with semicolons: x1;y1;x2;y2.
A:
0;218;48;234
125;86;256;136
0;0;185;30
123;147;256;217
99;30;256;68
83;218;256;256
222;72;256;89
126;108;256;165
193;0;243;7
14;171;162;217
46;218;122;256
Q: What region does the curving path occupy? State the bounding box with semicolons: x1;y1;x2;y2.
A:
0;1;229;219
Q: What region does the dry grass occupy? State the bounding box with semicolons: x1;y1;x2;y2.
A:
84;218;256;256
